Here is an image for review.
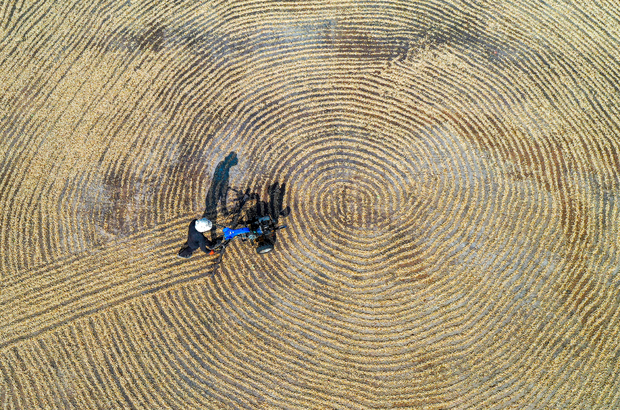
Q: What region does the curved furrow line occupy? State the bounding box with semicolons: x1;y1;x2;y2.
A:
106;310;175;408
143;296;264;408
0;215;186;306
161;289;339;407
162;288;401;407
127;301;219;409
215;269;477;370
0;225;221;349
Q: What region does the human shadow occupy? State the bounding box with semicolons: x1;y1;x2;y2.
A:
203;151;238;240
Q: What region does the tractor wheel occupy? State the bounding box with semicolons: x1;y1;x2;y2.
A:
256;238;274;254
256;243;274;254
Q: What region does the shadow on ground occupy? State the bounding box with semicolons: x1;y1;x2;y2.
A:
201;152;290;246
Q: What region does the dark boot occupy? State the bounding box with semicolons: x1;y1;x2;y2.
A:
177;247;193;258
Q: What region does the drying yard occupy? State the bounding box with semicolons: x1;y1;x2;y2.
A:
1;0;619;408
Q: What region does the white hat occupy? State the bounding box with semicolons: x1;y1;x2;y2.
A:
195;218;212;232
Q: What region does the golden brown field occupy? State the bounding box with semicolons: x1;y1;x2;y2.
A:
1;0;620;408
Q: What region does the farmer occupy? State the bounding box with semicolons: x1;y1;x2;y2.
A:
177;217;215;258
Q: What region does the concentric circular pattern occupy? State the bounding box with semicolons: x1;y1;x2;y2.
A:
1;0;620;408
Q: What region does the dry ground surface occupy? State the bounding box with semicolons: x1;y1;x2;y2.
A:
1;0;620;408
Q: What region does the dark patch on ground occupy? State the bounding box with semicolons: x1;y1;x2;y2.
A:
94;125;216;239
102;171;131;235
443;109;605;319
443;109;592;247
91;3;538;75
401;5;537;66
327;24;410;61
137;23;166;52
101;168;154;236
100;22;167;53
177;19;412;64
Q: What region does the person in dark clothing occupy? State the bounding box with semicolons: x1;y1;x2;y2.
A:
178;218;214;258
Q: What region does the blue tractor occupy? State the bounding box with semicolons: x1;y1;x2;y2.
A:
221;215;286;254
210;188;288;257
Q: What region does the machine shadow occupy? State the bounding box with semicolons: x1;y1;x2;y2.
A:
244;182;290;246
